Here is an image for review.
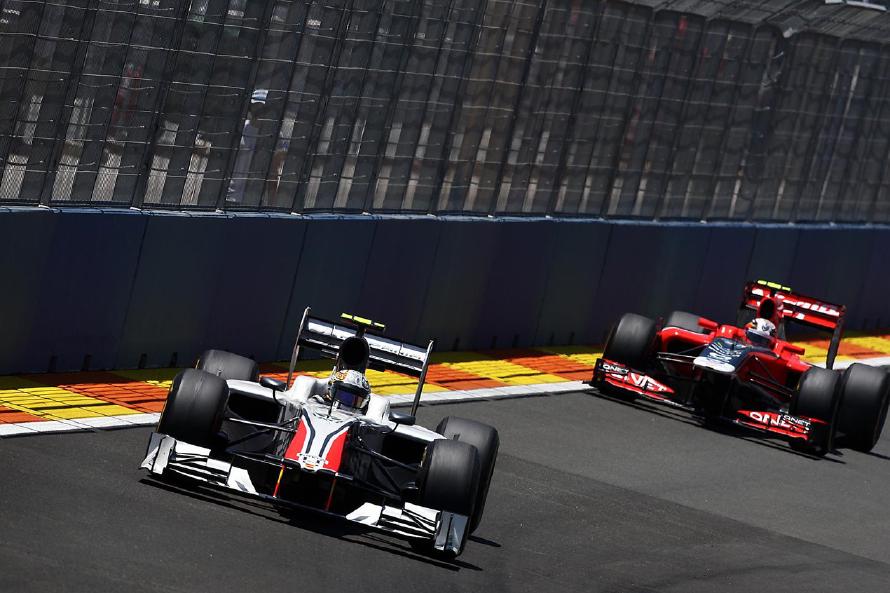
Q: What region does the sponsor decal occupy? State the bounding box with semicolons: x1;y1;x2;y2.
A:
700;338;751;368
294;453;327;471
781;298;840;317
605;369;671;394
750;288;840;318
738;410;811;434
601;361;629;375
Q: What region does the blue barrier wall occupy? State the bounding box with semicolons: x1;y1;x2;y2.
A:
1;208;888;374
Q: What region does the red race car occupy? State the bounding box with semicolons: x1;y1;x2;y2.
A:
589;280;890;456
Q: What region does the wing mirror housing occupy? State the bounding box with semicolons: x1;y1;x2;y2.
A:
260;376;287;406
783;343;806;355
698;318;719;331
260;376;287;392
389;411;415;426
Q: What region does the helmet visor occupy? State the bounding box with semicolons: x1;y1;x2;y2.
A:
332;384;368;409
746;328;773;347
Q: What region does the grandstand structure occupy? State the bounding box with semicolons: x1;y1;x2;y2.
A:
2;0;890;221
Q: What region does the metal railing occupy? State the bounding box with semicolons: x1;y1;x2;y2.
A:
0;0;889;222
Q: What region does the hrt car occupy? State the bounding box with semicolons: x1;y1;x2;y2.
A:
141;310;499;557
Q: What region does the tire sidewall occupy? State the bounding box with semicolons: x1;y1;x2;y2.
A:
436;417;499;533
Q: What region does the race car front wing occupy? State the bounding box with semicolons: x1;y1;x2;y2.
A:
140;432;468;555
590;358;828;444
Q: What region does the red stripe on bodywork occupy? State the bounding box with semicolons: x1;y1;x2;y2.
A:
323;430;349;473
284;418;309;461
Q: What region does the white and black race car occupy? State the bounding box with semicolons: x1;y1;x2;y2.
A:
141;310;499;557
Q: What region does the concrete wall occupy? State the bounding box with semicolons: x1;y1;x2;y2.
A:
1;208;887;374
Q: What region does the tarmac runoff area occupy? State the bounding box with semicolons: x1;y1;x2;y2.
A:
1;385;890;593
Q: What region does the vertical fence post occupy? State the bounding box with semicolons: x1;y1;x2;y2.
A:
213;0;280;211
291;0;357;213
545;2;603;217
425;0;489;214
130;0;193;209
37;0;101;205
487;0;549;216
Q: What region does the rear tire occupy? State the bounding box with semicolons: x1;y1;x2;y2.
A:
664;311;708;334
836;363;890;452
603;313;657;369
197;349;259;382
789;367;841;456
436;417;499;534
158;369;229;448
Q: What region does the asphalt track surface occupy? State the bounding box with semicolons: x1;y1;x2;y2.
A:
3;388;890;593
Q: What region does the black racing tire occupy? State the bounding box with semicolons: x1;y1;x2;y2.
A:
436;417;499;534
789;367;841;456
663;311;709;334
603;313;657;369
419;439;480;516
158;369;229;448
417;439;480;557
197;349;259;382
836;363;890;452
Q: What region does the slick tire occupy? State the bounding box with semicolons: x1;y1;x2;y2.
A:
789;367;841;456
664;311;708;334
603;313;657;369
158;369;229;448
436;417;499;534
417;439;480;557
836;363;890;453
419;439;480;517
197;349;259;382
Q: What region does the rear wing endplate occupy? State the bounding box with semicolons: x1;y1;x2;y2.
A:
286;308;435;415
740;280;846;368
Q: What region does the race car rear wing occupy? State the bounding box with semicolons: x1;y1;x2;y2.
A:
739;280;846;369
286;307;435;416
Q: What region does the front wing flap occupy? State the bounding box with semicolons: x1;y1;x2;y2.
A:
590;358;682;407
734;409;828;442
590;360;829;447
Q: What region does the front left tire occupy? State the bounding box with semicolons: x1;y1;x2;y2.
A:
417;438;480;557
789;367;841;456
436;417;499;533
836;363;890;452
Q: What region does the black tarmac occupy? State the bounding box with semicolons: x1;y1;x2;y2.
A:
2;389;889;593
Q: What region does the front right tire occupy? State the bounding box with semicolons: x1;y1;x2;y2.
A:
196;349;259;382
603;313;657;369
158;369;229;448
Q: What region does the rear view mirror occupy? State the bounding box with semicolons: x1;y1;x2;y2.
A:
699;318;719;331
389;411;415;426
260;376;286;392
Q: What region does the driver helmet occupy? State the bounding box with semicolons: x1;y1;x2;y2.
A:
745;318;776;347
328;369;371;411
